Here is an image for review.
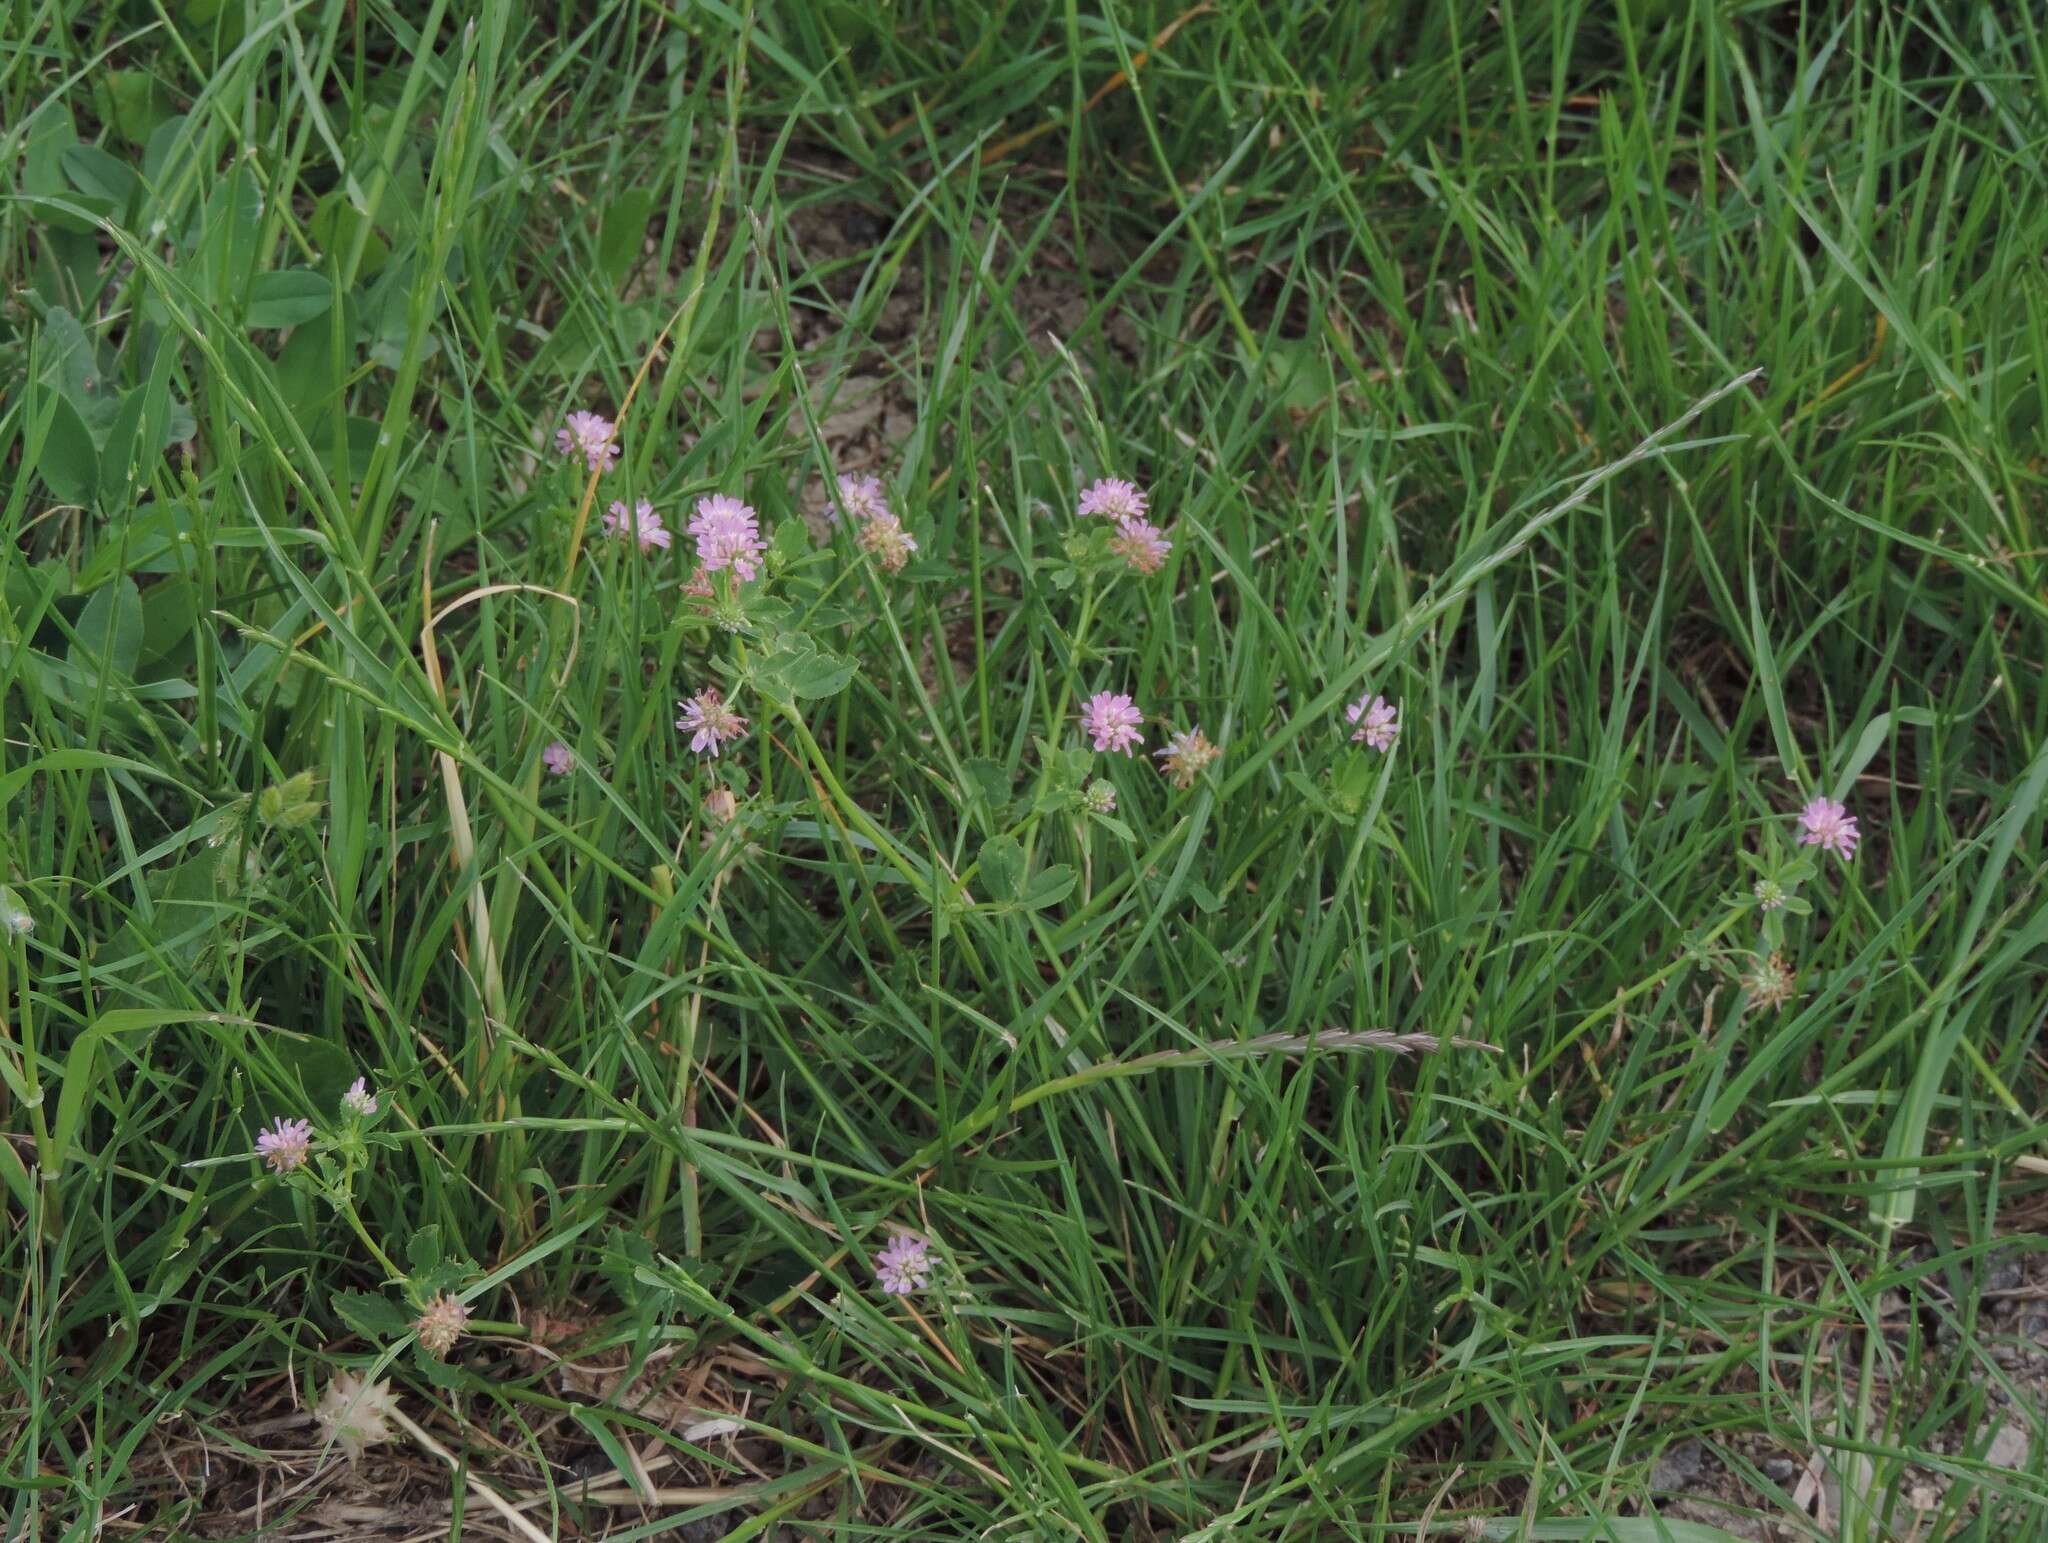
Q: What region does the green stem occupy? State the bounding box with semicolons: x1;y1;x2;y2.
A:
782;705;930;895
337;1192;406;1285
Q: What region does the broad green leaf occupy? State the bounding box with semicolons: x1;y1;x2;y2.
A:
781;645;857;699
310;189;389;277
598;188;656;287
770;516;813;562
60;144;140;217
271;1035;356;1112
139;576;199;665
245;269;335;328
979;836;1025;903
141;114;199;188
31;394;99;503
200;165;262;310
73;577;144;678
332;1290;413;1340
37;308;120;438
103;70;176;146
962;758;1011;811
407;1226;445;1276
1019;865;1076;910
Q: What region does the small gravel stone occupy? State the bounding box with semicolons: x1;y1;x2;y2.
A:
1983;1421;2032;1470
1651;1439;1707;1490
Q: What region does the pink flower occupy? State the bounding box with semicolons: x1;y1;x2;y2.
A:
556;411;620;473
1154;726;1220;788
677;689;748;757
874;1232;931;1296
1109;515;1171;575
833;472;891;525
1078;477;1148;522
1346;693;1399;753
857;512;918;573
414;1292;469;1359
688;494;766;581
603;498;671;552
1797;795;1859;860
542;741;574;777
256;1116;313;1174
341;1078;378;1117
1080;692;1144;755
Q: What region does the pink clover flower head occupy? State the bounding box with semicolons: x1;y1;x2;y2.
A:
414;1292;469;1359
1078;477;1148;522
603;498;672;552
1154;726;1221;788
541;740;575;777
556;411;620;473
256;1116;313;1174
688;494;766;582
834;472;891;526
857;511;919;573
1080;692;1144;756
341;1078;378;1117
874;1232;932;1296
677;689;748;758
1109;516;1171;575
1797;795;1859;860
1082;779;1117;815
1346;692;1399;753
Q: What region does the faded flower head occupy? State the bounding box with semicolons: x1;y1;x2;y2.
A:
1797;795;1859;860
688;494;766;582
857;512;919;573
833;472;891;525
1154;727;1221;789
677;689;748;758
1753;877;1786;912
1109;516;1171;575
1078;477;1148;522
1745;952;1798;1011
256;1116;313;1174
556;411;620;473
314;1371;401;1461
1346;692;1399;753
1082;779;1117;815
874;1232;932;1296
541;740;575;777
414;1292;469;1359
603;498;672;552
703;787;740;826
1080;692;1144;756
341;1078;378;1118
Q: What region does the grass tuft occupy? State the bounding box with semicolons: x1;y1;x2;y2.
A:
3;1;2047;1537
